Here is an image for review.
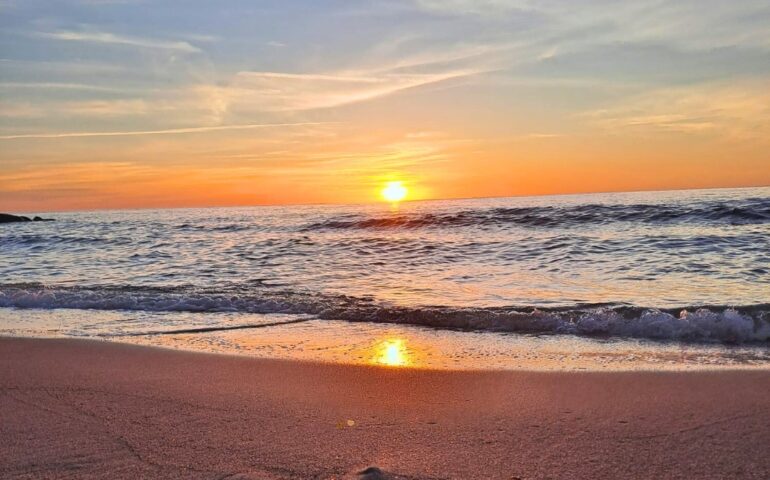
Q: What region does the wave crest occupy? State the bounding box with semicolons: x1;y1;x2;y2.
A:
1;284;768;344
305;197;770;230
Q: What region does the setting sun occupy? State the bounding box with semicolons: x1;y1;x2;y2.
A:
381;181;408;203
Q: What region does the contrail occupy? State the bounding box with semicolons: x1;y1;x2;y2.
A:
0;122;334;140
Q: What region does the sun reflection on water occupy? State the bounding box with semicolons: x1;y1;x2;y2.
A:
372;338;410;367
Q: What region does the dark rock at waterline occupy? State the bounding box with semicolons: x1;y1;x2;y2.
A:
0;213;30;223
0;213;54;223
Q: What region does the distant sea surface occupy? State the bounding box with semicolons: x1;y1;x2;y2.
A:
2;188;769;369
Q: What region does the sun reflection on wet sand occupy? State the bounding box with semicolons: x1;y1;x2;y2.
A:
102;316;770;372
372;339;410;367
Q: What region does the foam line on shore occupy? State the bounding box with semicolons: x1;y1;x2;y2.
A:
1;283;769;343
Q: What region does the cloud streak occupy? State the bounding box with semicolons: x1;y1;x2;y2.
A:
36;30;201;52
583;81;770;141
0;82;128;92
243;69;484;110
0;122;334;140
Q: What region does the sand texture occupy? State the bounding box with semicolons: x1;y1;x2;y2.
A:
1;337;769;479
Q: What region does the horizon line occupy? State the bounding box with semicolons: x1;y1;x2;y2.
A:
4;184;768;215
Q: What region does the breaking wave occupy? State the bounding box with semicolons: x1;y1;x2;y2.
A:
1;283;768;344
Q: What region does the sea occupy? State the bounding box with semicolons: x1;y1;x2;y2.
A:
1;187;769;370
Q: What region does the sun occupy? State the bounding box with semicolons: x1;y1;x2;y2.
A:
381;181;408;202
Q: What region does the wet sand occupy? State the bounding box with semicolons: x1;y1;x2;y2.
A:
1;337;769;479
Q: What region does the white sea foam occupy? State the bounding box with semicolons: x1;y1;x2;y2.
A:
1;284;767;344
571;308;768;343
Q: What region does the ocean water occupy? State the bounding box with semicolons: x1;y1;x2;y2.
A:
1;187;769;370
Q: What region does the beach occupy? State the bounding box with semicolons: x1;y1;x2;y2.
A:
2;337;769;479
3;0;770;476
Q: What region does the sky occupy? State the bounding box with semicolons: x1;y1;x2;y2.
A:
1;0;769;211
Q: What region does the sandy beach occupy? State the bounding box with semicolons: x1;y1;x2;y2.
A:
1;337;768;479
4;0;769;477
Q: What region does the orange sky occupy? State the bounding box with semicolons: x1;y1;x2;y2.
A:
1;1;769;212
3;126;767;212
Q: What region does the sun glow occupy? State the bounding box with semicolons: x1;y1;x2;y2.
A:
373;339;410;367
381;181;408;202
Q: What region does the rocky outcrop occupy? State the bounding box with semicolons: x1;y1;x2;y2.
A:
0;213;54;223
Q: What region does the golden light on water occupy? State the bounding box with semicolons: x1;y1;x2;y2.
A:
373;339;410;367
381;181;408;203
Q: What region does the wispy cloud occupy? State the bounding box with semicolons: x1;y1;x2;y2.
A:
0;162;149;190
251;69;481;110
0;122;333;140
583;81;770;141
36;30;201;52
0;82;128;92
415;0;528;16
0;98;157;119
414;1;770;52
0;101;45;118
204;66;489;116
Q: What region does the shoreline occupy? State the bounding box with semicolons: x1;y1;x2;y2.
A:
5;325;770;373
2;337;769;479
8;332;770;374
